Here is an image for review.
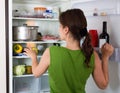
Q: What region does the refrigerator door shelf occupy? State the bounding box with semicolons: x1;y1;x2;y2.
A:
109;48;120;63
94;47;120;63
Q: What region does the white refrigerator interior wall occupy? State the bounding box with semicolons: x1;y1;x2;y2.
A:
0;0;6;93
85;16;120;93
71;1;120;93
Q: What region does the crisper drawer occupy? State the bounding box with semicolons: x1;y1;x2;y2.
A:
13;75;50;93
13;77;40;93
40;75;50;93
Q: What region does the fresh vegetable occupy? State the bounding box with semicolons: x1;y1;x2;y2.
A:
13;44;23;54
13;65;25;75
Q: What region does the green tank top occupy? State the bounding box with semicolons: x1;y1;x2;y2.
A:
48;46;94;93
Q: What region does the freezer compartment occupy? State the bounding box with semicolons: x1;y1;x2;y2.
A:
13;75;50;93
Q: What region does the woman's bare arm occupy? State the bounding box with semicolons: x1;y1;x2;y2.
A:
92;43;114;89
24;48;50;77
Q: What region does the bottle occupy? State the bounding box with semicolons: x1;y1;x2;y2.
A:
93;8;98;16
99;21;109;48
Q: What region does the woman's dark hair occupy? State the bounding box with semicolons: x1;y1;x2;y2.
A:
59;9;93;67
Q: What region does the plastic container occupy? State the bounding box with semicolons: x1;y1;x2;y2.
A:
34;7;46;18
44;7;53;18
89;29;99;47
13;10;20;17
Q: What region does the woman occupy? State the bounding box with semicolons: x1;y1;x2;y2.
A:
24;9;114;93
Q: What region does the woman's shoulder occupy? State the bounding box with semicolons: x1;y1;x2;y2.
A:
50;45;67;49
49;46;62;52
49;45;61;50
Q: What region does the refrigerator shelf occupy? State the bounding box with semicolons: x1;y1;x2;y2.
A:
13;73;48;78
15;90;40;93
13;0;69;5
13;74;34;78
12;40;65;44
13;17;59;21
13;55;42;59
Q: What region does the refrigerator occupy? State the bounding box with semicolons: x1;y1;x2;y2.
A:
6;0;120;93
7;0;70;93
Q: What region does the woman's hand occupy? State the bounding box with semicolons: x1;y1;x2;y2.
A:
24;47;37;60
101;43;114;59
93;43;114;89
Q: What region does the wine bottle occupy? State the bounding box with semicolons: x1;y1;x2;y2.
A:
99;21;109;48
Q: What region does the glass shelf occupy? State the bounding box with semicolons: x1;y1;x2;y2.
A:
13;73;48;78
12;40;65;44
13;74;34;78
71;0;98;3
13;17;59;21
13;55;42;59
13;0;70;5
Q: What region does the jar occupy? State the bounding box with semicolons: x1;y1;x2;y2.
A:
13;10;20;17
34;7;46;18
25;65;32;74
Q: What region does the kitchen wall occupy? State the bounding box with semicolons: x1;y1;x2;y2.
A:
0;0;6;93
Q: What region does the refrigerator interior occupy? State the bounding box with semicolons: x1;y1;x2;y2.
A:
11;0;70;93
9;0;120;93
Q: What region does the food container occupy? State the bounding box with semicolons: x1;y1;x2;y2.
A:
25;65;32;74
34;7;46;18
13;24;39;41
89;29;99;47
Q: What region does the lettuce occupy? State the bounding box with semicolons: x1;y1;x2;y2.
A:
13;65;25;75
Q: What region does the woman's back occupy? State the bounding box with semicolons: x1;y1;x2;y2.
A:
48;46;94;93
24;9;114;93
